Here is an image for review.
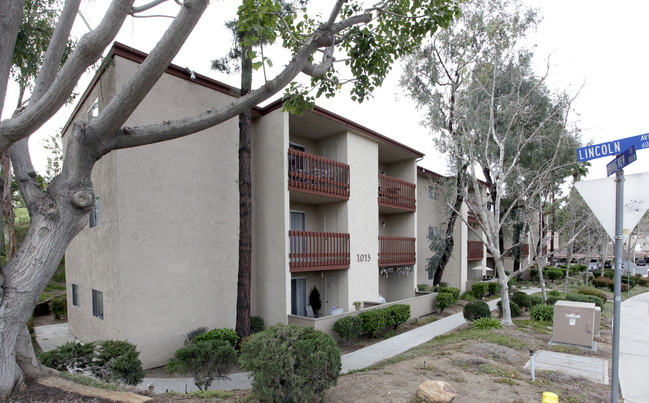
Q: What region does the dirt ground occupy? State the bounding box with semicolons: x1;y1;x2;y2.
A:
15;297;616;403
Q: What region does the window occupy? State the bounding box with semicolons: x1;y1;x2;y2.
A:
428;185;437;200
87;98;99;121
71;284;79;307
92;289;103;319
89;197;100;228
290;278;306;316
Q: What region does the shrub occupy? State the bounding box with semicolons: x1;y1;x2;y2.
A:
604;269;614;279
438;287;460;300
577;287;608;303
239;324;341;402
472;317;503;330
184;327;208;345
195;328;239;348
471;283;488;299
530;304;554;322
639;277;649;287
565;293;604;309
166;340;237;390
39;341;95;371
49;296;67;320
439;282;449;288
545;296;562;305
621;275;638;287
435;293;456;313
460;291;476;301
359;309;387;337
511;292;531;310
309;286;322;316
250;316;264;334
96;340;145;386
417;284;431;292
497;300;521;318
463;301;491;322
608;282;630;292
546;268;564;282
487;282;500;296
529;294;543;307
386;304;410;329
548;290;562;297
592;276;613;288
332;316;362;346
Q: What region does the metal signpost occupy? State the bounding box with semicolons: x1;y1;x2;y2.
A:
578;135;642;403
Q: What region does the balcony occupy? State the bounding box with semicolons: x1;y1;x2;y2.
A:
288;149;349;200
378;236;416;266
378;174;416;212
289;231;350;272
468;241;484;261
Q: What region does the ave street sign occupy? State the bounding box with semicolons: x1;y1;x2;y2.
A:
577;132;649;162
606;145;637;176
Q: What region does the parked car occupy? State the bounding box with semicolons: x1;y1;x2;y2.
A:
588;261;601;272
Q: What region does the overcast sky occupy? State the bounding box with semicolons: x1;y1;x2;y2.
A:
6;0;649;183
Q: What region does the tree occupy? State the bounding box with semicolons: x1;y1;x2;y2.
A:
0;0;460;396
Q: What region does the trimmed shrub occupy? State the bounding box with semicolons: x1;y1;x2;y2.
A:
621;275;638;287
577;287;608;303
250;316;265;334
166;340;237;390
471;283;488;299
184;327;208;345
39;341;95;371
487;282;500;296
460;291;476;301
439;282;449;288
592;276;613;288
49;296;67;320
497;300;521;318
511;292;531;310
529;294;543;307
546;268;564;282
472;317;503;330
435;293;456;313
608;282;630;292
386;304;410;329
548;290;562;297
195;328;239;348
438;287;460;300
358;309;387;337
639;277;649;287
239;324;341;403
530;304;554;322
333;316;362;346
604;269;615;279
545;296;562;305
463;301;491;322
565;293;604;309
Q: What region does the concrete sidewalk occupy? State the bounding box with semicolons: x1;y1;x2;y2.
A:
619;291;649;403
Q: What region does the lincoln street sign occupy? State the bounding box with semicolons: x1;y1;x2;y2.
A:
606;145;637;176
577;132;649;162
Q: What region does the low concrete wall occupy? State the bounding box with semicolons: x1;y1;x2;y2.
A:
287;292;437;340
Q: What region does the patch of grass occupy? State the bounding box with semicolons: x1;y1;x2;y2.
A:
381;329;399;339
61;373;121;391
548;344;588;355
44;284;65;292
495;377;518;385
38;292;53;303
513;319;553;334
478;364;511;377
414;317;439;327
167;390;237;399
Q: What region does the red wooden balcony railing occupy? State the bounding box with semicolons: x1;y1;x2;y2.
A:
378;236;416;266
378;174;416;211
379;174;416;211
289;231;350;272
288;149;349;199
468;241;484;261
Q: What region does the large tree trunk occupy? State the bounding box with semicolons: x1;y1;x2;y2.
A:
235;44;253;341
1;151;17;259
495;257;513;325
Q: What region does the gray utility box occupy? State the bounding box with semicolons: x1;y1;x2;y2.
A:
552;300;597;348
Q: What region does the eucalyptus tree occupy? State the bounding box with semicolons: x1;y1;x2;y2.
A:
0;0;460;396
400;0;539;285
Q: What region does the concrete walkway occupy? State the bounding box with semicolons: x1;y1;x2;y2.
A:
619;290;649;403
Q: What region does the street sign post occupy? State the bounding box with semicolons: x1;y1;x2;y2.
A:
606;145;637;177
577;132;648;162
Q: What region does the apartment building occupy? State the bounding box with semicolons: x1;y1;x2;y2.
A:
64;43;422;368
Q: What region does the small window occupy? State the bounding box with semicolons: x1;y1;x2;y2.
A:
428;185;437;200
72;284;80;307
87;98;99;121
89;197;100;228
92;289;103;319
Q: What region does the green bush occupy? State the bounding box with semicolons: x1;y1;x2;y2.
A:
417;284;432;292
639;277;649;287
438;287;460;300
487;282;500;296
546;268;564;282
39;341;95;371
577;287;608;303
184;327;208;345
548;290;562;297
621;275;638;287
604;269;615;279
358;309;387;337
460;291;476;301
386;304;410;329
463;300;491;322
529;294;543;307
439;282;449;288
511;292;531;310
565;293;604;309
49;296;67;320
472;317;503;330
497;300;521;318
592;276;612;288
471;283;488;299
195;328;239;348
332;316;362;346
608;282;630;292
239;324;341;403
435;293;456;313
166;340;237;390
545;296;562;305
530;304;554;322
250;316;264;334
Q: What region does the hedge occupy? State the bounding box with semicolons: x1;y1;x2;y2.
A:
463;300;491;321
565;293;604;309
471;283;488;299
